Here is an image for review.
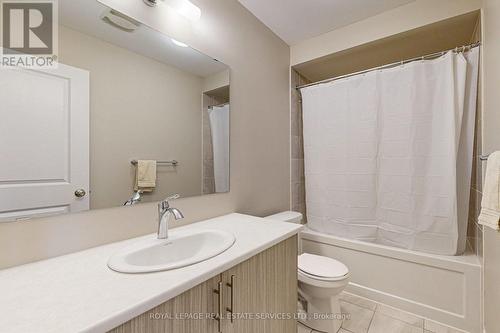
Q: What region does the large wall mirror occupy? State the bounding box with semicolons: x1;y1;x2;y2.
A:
0;0;230;222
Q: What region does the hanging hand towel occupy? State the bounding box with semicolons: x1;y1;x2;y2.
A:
478;151;500;230
134;160;157;193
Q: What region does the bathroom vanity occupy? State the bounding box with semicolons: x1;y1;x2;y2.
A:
0;214;301;333
111;235;297;333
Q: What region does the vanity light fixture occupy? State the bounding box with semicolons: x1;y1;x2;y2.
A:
101;9;141;32
143;0;201;21
171;38;189;47
143;0;157;7
167;0;201;21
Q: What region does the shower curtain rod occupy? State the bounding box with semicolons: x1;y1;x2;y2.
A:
296;42;481;90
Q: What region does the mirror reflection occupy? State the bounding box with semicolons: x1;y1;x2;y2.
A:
0;0;230;222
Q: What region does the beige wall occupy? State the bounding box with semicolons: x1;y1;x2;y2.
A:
291;0;482;66
294;11;480;83
482;0;500;332
203;69;230;93
0;0;290;269
59;26;204;209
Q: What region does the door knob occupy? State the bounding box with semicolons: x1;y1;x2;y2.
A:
74;189;86;198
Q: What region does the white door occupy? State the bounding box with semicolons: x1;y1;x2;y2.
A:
0;63;90;222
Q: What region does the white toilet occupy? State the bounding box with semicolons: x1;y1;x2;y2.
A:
266;211;350;333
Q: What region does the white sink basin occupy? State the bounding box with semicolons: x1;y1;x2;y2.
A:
108;229;236;273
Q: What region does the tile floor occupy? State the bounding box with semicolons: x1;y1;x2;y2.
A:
298;292;468;333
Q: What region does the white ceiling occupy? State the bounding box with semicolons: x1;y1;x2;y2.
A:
237;0;416;45
59;0;227;78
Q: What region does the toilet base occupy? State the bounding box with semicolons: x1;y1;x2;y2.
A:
299;294;342;333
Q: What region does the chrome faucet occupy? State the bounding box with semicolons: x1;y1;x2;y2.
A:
124;190;143;206
158;194;184;239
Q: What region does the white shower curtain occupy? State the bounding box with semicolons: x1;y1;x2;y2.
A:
208;104;230;193
301;49;479;255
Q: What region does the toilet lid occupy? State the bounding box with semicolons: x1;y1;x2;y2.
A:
298;253;349;279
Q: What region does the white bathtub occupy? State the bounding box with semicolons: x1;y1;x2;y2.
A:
300;227;481;333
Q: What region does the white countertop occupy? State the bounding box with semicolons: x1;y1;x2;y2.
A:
0;213;302;333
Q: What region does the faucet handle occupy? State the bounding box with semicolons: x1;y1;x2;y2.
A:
159;194;180;211
166;194;180;201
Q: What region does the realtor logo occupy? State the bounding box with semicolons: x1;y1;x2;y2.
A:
1;0;58;68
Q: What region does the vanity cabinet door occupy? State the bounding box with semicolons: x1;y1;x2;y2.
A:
222;236;298;333
109;275;221;333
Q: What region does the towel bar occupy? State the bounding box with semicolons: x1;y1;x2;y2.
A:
131;160;179;166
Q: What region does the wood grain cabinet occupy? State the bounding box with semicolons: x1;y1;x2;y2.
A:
109;235;298;333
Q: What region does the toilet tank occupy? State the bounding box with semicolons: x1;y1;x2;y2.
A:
266;211;303;224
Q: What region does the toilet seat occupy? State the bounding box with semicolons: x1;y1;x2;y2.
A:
298;253;349;281
298;269;348;282
298;269;349;290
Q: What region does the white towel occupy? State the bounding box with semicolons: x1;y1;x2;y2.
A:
478;151;500;230
134;160;156;193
